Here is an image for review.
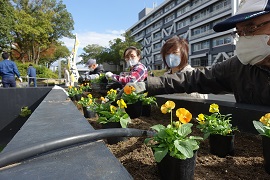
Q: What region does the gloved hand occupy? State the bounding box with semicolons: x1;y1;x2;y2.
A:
105;72;113;79
126;82;146;93
19;77;23;82
26;75;29;78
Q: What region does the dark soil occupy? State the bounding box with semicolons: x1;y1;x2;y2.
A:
77;104;270;180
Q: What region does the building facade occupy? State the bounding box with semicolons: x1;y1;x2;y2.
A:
127;0;241;70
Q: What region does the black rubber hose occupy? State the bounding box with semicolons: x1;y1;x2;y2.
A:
0;128;155;169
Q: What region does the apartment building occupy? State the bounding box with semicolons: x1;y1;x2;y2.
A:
127;0;241;70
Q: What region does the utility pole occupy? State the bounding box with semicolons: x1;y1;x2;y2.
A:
58;59;61;79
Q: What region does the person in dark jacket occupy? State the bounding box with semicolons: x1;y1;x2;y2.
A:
124;0;270;106
27;64;37;87
85;59;104;80
0;52;22;87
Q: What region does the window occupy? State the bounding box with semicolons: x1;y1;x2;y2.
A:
192;40;209;51
146;17;152;25
213;0;231;11
154;42;162;49
154;31;161;39
201;41;209;49
192;24;210;36
193;13;201;21
191;0;200;7
153;20;162;29
146;26;152;34
193;28;201;36
153;10;163;19
165;13;175;23
177;18;189;29
154;54;161;61
176;0;186;4
192;58;201;66
177;5;189;17
213;35;232;47
164;2;175;13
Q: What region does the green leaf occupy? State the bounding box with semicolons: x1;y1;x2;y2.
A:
177;123;192;137
154;148;168;162
97;116;108;124
174;140;194;159
120;116;131;128
253;121;266;135
151;124;165;132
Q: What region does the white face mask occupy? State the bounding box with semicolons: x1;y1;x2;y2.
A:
127;59;138;67
165;54;181;68
236;35;270;65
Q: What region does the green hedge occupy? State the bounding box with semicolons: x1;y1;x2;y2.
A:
16;62;58;79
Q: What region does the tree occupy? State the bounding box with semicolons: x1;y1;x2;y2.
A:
98;31;141;65
9;0;74;64
79;31;141;68
0;0;16;52
79;44;105;64
38;42;70;68
119;31;142;58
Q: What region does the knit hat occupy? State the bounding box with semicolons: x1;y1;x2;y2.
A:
85;59;96;67
213;0;270;32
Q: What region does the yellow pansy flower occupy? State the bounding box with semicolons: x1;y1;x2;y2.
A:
161;100;176;114
87;94;93;98
209;103;219;113
176;108;192;124
110;105;117;113
197;114;205;124
117;99;127;109
88;99;93;105
160;104;168;114
100;96;105;101
260;114;270;126
165;100;175;109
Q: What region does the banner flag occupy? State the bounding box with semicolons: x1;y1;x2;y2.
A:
69;34;80;84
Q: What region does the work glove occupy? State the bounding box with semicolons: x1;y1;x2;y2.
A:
127;82;147;93
105;72;113;79
19;77;23;83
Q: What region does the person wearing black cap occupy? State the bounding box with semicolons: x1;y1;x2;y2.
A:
84;59;104;80
124;0;270;106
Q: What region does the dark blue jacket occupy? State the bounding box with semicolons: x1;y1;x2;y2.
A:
27;66;36;77
0;59;20;78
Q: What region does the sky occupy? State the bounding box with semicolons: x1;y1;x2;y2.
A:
60;0;165;67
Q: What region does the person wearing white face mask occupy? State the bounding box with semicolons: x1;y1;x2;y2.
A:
105;46;148;87
124;0;270;106
84;59;104;80
161;36;208;99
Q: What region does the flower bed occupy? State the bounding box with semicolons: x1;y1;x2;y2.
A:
72;102;270;180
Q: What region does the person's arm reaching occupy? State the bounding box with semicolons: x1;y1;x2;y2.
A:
86;73;99;80
112;64;147;85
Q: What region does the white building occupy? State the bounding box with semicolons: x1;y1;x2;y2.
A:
127;0;241;70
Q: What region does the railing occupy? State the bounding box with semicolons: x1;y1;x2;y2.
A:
20;76;66;87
